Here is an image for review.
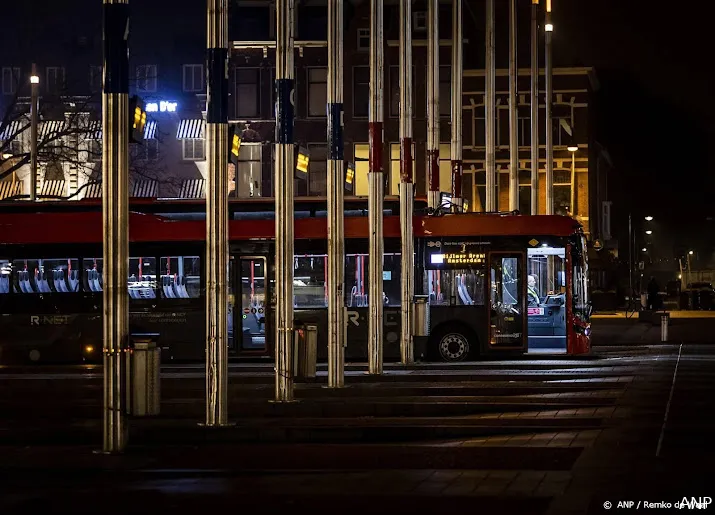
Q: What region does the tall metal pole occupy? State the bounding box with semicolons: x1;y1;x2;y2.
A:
545;0;554;214
485;0;496;212
101;0;129;453
530;0;540;215
450;0;463;211
327;0;345;387
30;63;38;202
426;0;440;210
275;0;295;399
205;0;230;424
399;0;414;365
368;0;384;375
508;0;518;212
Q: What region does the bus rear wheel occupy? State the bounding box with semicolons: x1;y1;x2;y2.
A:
432;325;474;362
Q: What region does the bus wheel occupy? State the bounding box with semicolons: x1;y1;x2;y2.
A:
433;326;472;362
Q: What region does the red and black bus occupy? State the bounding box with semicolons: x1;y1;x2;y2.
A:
0;197;591;363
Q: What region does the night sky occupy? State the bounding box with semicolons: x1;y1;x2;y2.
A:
554;0;713;241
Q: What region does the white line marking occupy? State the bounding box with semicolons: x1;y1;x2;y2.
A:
656;342;682;457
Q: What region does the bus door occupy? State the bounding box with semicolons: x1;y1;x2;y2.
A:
487;252;526;351
232;256;268;353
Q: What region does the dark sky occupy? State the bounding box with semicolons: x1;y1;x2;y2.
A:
552;0;714;239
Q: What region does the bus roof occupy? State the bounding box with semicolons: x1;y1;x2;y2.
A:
0;200;582;245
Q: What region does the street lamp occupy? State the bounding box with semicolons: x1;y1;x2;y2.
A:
642;248;647;252
644;216;653;221
568;144;577;216
30;75;39;84
645;230;652;235
689;250;694;255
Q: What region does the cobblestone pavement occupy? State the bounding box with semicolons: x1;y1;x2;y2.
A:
1;342;713;514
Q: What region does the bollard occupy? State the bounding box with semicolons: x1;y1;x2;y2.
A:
660;313;669;342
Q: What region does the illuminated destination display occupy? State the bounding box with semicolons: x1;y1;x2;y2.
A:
430;253;485;266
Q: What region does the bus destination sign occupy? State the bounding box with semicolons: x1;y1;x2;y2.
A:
425;239;490;270
430;252;485;266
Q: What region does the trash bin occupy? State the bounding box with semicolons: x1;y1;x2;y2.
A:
413;295;430;360
293;323;317;379
127;333;161;416
659;312;670;342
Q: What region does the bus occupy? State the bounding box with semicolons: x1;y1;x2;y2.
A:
0;197;591;364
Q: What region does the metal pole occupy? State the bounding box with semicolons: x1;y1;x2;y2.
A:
327;0;345;387
275;0;295;399
426;0;440;210
508;0;518;212
530;0;539;215
30;63;38;202
205;0;230;424
399;0;414;365
101;0;129;453
485;0;496;212
450;0;463;212
545;0;554;214
368;0;384;375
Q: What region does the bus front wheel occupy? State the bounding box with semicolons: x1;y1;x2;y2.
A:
432;325;475;362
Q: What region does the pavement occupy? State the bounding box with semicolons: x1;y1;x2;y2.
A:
1;323;715;514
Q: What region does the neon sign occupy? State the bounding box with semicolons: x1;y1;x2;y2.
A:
146;101;178;113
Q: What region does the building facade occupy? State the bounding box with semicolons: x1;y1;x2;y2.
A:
0;0;613;246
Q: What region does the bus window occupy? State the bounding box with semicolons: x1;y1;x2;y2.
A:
160;256;201;299
294;255;327;308
345;253;400;307
44;259;80;293
527;246;567;351
129;257;157;299
0;260;11;294
12;259;43;294
425;269;485;306
84;258;103;292
527;247;566;305
572;240;590;322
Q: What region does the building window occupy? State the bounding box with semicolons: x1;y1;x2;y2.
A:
354;144;370;196
389;66;415;118
89;65;102;93
136;65;157;93
234;143;262;197
519;169;531;215
137;139;160;161
352;66;369;118
439;66;451;117
413;11;427;32
46;67;66;94
357;28;370;51
87;140;102;162
307;144;327;195
2;67;20;95
552;169;573;216
235;68;259;119
183;64;204;92
307;68;327;118
182;138;205;161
